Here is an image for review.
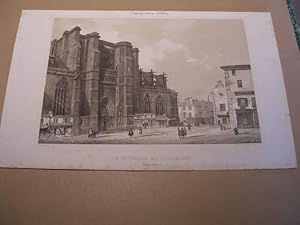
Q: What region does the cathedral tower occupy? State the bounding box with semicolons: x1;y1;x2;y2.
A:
114;41;134;128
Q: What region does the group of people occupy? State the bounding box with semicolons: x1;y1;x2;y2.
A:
128;127;143;138
87;127;142;139
219;123;228;130
219;123;239;135
178;126;187;139
130;126;190;139
88;125;194;139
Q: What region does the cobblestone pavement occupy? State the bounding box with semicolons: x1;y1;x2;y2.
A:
39;126;261;144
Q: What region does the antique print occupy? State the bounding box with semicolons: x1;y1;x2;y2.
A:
39;18;261;144
0;11;296;170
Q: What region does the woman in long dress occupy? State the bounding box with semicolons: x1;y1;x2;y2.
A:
128;128;134;138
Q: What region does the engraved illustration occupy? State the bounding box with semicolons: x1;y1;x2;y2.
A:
39;18;261;144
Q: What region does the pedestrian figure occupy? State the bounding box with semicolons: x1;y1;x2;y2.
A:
184;127;187;138
139;126;143;135
128;128;134;138
88;128;92;138
180;127;185;139
188;124;191;131
233;127;239;135
88;128;96;138
177;127;181;139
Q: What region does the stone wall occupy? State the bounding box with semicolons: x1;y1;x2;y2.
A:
139;87;177;119
114;42;134;128
52;27;81;71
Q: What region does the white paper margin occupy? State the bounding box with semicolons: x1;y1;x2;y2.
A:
0;10;296;170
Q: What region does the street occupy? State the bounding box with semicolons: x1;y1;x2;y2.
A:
39;126;261;144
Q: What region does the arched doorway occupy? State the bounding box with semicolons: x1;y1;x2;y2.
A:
99;97;114;131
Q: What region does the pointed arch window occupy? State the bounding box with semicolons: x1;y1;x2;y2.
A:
170;95;176;116
155;96;163;115
53;78;67;115
144;94;151;113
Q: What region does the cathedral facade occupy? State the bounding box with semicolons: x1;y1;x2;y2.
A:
40;26;179;136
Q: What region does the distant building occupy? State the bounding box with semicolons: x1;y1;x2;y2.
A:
210;80;229;127
214;64;259;129
178;97;213;125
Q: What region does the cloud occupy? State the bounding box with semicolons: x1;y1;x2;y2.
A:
139;39;187;70
140;38;211;71
205;63;213;70
52;18;250;100
186;57;199;63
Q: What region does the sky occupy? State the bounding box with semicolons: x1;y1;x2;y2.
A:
52;18;251;100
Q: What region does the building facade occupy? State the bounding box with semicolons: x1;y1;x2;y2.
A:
212;64;259;129
40;27;179;136
178;97;213;126
210;80;229;127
